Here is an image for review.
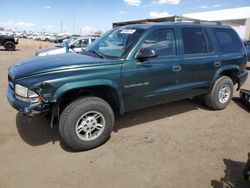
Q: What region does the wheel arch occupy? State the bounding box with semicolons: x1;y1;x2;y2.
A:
52;80;124;115
2;38;15;45
212;65;240;88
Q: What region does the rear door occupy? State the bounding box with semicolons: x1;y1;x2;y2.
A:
179;27;218;96
212;28;246;70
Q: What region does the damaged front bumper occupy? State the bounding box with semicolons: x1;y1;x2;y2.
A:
237;70;248;91
7;85;50;116
240;89;250;109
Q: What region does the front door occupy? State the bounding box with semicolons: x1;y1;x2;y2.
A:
122;28;183;111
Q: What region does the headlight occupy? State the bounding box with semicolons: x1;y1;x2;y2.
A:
15;84;41;102
37;52;47;56
15;84;28;97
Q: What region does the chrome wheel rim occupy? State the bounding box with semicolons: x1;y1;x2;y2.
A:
75;111;105;141
219;85;230;104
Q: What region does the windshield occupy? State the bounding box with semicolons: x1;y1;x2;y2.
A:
85;27;145;59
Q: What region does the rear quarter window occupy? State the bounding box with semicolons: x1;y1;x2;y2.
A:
181;28;211;54
213;28;243;53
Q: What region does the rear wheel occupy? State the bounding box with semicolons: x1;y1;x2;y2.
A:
205;76;234;110
4;41;15;51
59;97;114;151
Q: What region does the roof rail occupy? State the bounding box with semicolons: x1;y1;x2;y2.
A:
174;16;222;25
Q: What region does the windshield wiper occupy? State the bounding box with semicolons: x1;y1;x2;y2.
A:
89;50;105;58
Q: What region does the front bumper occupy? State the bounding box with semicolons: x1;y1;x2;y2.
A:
15;37;19;45
237;70;248;91
240;89;250;109
6;85;50;116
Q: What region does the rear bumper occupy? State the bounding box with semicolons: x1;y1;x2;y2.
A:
6;85;49;116
237;70;248;91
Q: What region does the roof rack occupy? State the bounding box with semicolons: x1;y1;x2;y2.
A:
112;16;222;28
174;16;222;25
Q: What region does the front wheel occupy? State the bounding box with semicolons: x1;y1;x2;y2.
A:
59;97;114;151
4;41;15;51
205;76;234;110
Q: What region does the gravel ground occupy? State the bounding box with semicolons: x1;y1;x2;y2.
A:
0;39;250;188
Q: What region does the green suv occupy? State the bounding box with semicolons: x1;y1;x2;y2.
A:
7;23;248;150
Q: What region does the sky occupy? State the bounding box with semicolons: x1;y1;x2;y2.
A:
0;0;249;34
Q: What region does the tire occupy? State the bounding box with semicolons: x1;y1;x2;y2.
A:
205;76;233;110
244;174;249;181
59;97;114;151
244;169;249;181
4;41;15;51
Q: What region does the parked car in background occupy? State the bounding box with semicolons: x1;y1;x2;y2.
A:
0;35;18;51
40;35;51;41
35;36;97;56
0;31;14;37
70;34;81;38
244;40;250;61
15;32;25;38
49;35;69;43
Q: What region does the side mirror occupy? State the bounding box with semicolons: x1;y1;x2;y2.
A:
69;44;75;49
135;48;157;61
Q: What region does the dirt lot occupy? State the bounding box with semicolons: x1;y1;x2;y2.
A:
0;39;250;188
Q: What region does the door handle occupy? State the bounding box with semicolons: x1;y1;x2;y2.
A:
172;65;182;72
214;61;221;67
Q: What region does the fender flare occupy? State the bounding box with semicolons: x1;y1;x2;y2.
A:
51;79;125;113
211;65;240;87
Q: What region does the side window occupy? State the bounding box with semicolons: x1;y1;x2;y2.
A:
141;29;176;57
213;28;243;53
81;39;89;47
73;40;82;47
182;28;208;54
74;39;88;47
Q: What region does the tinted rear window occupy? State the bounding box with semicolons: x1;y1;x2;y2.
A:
213;28;243;53
181;28;209;54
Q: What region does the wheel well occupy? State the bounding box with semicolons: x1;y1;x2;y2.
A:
3;39;15;45
58;86;120;115
219;69;238;84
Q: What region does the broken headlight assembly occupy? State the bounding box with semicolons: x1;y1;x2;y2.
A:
15;84;42;103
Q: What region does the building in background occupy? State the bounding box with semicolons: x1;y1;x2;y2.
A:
183;7;250;39
113;7;250;39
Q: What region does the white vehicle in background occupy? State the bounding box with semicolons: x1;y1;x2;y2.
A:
1;31;14;36
35;36;97;56
40;35;51;41
15;32;25;38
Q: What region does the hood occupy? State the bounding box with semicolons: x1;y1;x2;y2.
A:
36;47;61;54
9;53;107;79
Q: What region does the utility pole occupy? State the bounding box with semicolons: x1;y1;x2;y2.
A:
73;11;75;34
60;21;63;33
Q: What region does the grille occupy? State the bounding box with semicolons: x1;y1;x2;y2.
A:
8;73;14;90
